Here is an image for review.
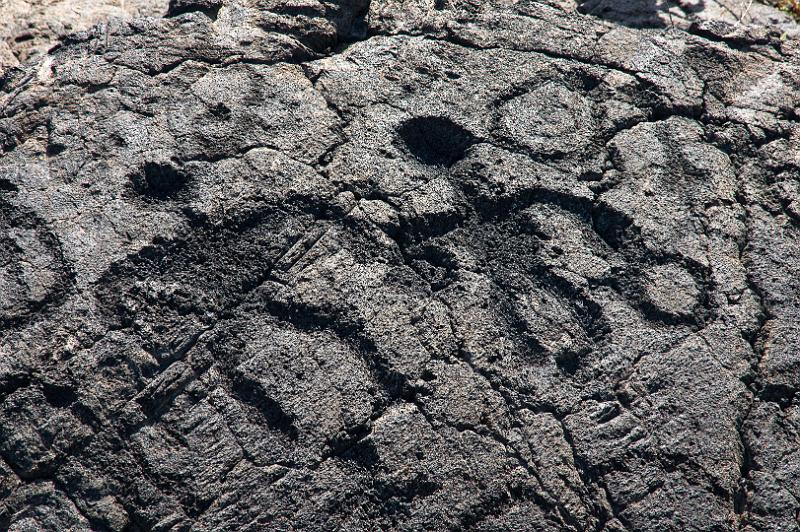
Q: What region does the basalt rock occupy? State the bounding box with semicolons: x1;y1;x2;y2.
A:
1;1;800;530
0;0;168;69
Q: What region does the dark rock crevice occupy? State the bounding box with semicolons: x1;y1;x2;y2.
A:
2;0;800;530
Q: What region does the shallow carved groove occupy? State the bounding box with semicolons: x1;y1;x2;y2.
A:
1;0;800;530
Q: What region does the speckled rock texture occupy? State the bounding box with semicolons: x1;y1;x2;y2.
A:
1;0;800;530
0;0;168;69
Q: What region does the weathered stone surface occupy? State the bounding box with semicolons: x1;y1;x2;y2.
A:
0;0;168;68
1;0;800;530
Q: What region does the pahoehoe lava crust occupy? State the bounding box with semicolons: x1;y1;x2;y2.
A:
1;0;800;530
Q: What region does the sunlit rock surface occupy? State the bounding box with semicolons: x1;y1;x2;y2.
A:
1;0;800;530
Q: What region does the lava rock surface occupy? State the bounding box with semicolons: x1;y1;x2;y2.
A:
1;0;800;530
0;0;168;69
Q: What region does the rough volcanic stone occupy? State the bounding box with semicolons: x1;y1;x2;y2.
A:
0;0;168;68
1;0;800;530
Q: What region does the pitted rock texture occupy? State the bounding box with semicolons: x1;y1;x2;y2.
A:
0;0;169;70
1;1;800;530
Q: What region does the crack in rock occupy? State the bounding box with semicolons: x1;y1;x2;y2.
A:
1;0;800;530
